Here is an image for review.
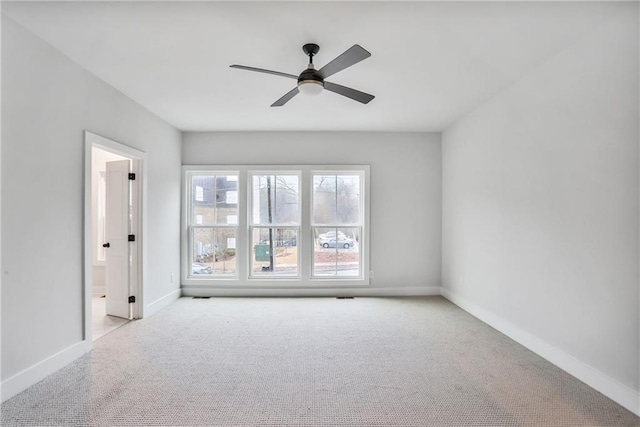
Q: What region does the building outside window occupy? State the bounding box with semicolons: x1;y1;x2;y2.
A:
189;174;239;275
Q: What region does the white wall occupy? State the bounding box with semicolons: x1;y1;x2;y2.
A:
1;16;182;397
442;5;639;413
183;132;441;296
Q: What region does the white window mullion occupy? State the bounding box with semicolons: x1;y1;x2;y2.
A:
237;167;249;280
362;167;370;280
300;170;312;281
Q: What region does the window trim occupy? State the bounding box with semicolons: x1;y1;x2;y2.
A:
310;171;365;279
248;171;302;278
182;165;370;288
185;170;240;278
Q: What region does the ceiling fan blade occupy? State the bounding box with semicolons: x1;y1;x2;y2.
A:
230;65;298;80
317;45;371;79
271;87;300;107
324;82;375;104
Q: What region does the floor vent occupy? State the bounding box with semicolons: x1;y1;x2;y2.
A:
336;296;355;299
192;296;211;299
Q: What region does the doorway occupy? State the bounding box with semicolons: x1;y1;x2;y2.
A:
84;131;147;342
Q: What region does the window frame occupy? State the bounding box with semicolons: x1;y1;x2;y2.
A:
181;165;370;288
311;171;364;279
185;170;240;278
248;171;302;279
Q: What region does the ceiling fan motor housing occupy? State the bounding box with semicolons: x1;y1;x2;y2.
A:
298;67;324;86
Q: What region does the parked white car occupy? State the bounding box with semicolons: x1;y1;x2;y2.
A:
318;230;347;240
319;237;356;249
192;263;212;274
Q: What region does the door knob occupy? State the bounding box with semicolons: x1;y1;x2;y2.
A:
102;243;110;248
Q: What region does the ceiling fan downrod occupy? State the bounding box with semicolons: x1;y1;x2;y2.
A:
302;43;320;65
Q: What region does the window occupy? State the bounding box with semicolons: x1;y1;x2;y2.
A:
183;166;369;286
312;174;362;277
250;173;300;277
188;173;239;276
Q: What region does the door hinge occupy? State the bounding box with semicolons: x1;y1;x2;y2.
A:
129;296;136;303
128;234;135;242
128;173;136;180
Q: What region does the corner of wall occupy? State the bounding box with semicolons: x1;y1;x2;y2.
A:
441;288;640;416
143;288;182;318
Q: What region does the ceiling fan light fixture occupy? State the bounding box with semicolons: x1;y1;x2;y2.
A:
297;80;324;96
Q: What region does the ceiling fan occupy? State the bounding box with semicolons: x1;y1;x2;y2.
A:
230;43;375;107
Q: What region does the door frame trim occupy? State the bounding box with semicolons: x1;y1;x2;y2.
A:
83;131;148;342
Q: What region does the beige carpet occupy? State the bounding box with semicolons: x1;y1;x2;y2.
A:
2;296;639;426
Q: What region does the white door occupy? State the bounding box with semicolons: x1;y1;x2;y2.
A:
104;160;131;319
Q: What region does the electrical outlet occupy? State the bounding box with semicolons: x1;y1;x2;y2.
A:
369;270;374;279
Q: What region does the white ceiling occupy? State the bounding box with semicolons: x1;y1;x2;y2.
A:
2;1;620;132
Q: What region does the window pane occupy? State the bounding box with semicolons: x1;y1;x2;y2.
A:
192;175;238;225
192;227;214;275
251;228;298;276
337;175;360;224
313;227;360;276
252;175;299;225
192;227;236;276
216;177;238;224
212;228;237;275
313;175;361;225
313;175;337;224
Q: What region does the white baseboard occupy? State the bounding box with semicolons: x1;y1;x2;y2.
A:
143;288;181;317
1;340;90;403
1;289;182;402
181;286;441;298
441;288;640;416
